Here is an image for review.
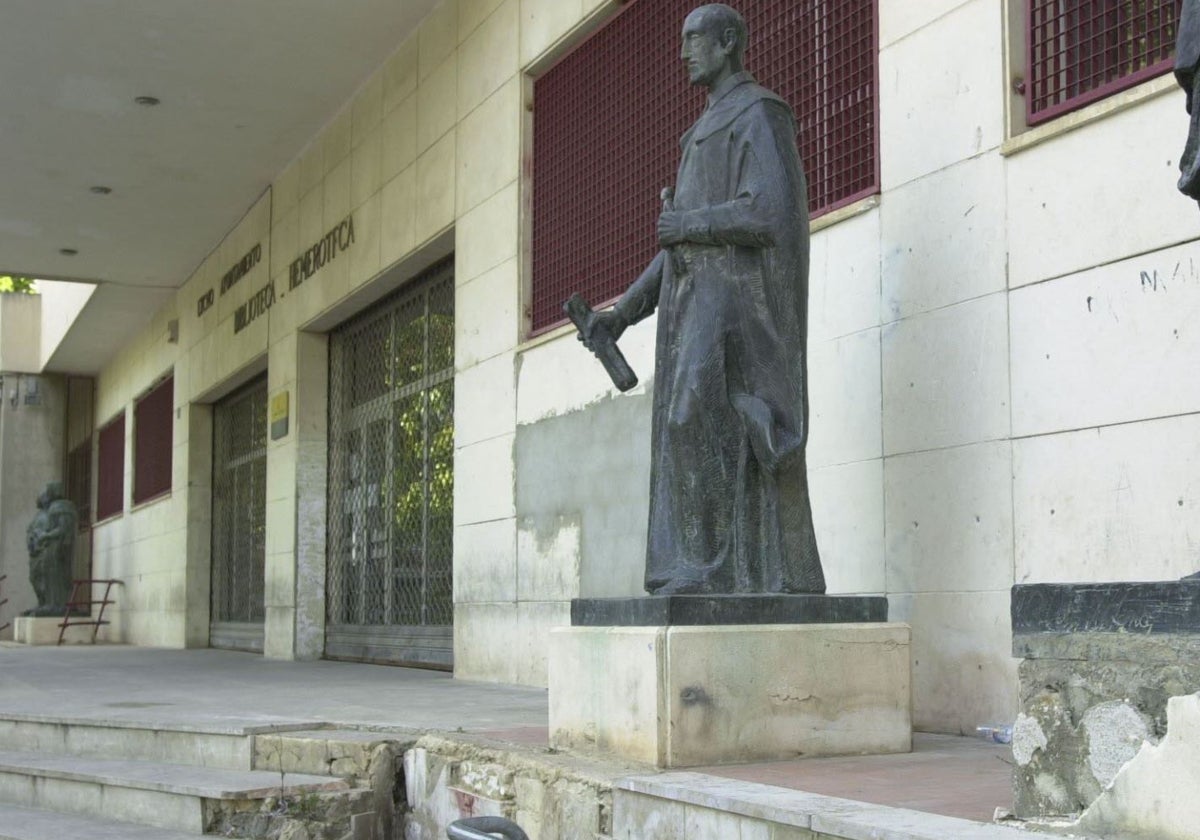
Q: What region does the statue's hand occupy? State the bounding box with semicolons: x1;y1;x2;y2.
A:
578;309;627;352
657;210;686;247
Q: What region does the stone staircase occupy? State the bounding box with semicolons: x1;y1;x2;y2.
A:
0;712;410;839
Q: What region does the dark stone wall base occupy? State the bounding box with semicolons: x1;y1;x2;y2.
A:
1011;581;1200;820
1012;581;1200;636
570;594;887;627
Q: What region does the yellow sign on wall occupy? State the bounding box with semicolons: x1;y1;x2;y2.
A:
270;390;289;440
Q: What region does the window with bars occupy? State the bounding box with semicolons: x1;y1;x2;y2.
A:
530;0;878;334
132;375;173;505
96;413;125;522
1025;0;1180;126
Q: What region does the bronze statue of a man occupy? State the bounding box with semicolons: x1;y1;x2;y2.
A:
584;4;823;595
23;481;77;616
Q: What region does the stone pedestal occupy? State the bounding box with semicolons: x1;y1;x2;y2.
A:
13;616;95;645
1011;581;1200;819
549;621;912;767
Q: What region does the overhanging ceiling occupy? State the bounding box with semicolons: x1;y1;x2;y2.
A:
2;0;438;373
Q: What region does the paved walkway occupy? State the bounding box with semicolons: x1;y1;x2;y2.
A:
0;644;547;732
0;644;1014;824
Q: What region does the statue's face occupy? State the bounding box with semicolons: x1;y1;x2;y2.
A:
680;10;733;88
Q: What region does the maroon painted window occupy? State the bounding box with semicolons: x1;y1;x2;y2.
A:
132;375;173;505
530;0;879;334
1026;0;1180;126
96;414;125;521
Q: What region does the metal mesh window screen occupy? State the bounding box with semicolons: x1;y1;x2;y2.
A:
1026;0;1180;125
133;375;173;504
96;414;125;521
530;0;879;333
328;258;455;635
211;376;268;626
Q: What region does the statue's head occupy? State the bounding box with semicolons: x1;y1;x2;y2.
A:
681;4;747;89
43;481;63;502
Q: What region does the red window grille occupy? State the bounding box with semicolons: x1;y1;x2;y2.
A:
1026;0;1181;126
530;0;879;334
96;414;125;522
133;375;173;505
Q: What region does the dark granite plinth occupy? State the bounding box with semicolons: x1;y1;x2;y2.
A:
570;594;888;627
1012;581;1200;636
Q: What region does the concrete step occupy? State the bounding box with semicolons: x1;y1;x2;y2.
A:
0;803;201;840
0;712;324;770
0;749;349;832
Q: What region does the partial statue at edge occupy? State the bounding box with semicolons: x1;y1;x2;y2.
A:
1178;0;1200;203
24;481;77;617
570;4;824;596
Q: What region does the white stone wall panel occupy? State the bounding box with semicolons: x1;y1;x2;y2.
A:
456;258;519;368
1013;413;1200;584
453;432;516;526
457;0;518;119
454;352;517;447
808;207;881;342
881;152;1007;321
807;327;882;469
1007;92;1195;290
878;0;1004;190
454;517;518;603
808;458;886;595
1010;240;1200;437
890;590;1018;733
884;441;1015;594
879;0;975;47
882;292;1011;455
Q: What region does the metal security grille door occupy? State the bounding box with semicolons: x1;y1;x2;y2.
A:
210;376;268;652
326;260;454;668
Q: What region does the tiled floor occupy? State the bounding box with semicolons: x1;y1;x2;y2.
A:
695;733;1015;823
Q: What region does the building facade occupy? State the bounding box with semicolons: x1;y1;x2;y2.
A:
9;0;1197;737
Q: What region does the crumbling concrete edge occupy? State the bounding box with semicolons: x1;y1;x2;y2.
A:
1072;692;1200;840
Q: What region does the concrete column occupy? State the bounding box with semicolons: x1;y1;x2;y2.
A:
264;330;328;660
183;403;212;647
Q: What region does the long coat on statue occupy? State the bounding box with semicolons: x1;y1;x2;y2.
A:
615;71;824;595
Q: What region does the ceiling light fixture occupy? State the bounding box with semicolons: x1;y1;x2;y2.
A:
134;95;160;106
59;248;78;256
90;186;112;195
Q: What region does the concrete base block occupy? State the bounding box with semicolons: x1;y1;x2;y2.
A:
549;623;912;768
12;617;96;645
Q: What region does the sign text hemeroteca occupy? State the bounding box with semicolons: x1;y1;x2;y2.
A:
289;216;355;292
